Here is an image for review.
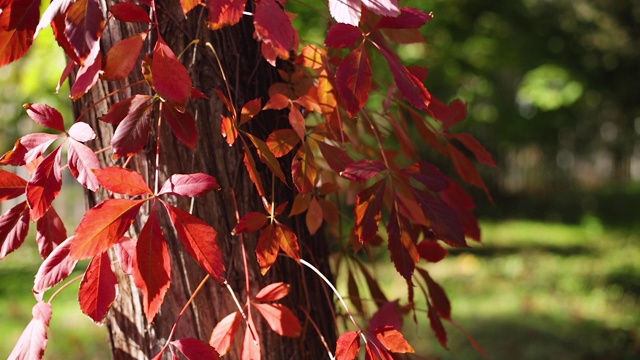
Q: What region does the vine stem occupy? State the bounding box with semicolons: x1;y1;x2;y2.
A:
155;103;163;194
298;305;335;360
299;259;368;345
47;274;83;304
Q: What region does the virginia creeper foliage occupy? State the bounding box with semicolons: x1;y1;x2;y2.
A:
0;0;495;358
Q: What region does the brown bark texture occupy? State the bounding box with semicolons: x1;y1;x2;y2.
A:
73;1;336;358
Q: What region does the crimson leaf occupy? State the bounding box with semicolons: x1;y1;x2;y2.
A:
79;251;118;323
34;236;77;293
158;173;220;197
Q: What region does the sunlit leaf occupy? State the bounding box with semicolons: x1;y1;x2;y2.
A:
326;23;362;48
253;0;297;66
376;7;433;30
353;180;385;243
26;145;63;221
64;0;105;62
67;139;100;191
0;0;40;67
109;2;152;23
305;196;323;235
335;331;361;360
33;236;77;293
245;132;287;184
110;97;153;158
207;0;245;30
232;211;268;234
266;129;299;158
67;122;95;142
152;36;192;110
70;41;102;99
0;133;60;166
0;169;27;201
93;167;153;196
329;0;361;26
254;282;290;302
335;45;371;117
35;206;67;258
23;103;65;132
373;325;414;353
79;251;118;323
159;173;220;197
102;32;146;80
253;303;301;337
291;145;317;194
0;201;30;260
171;338;220;360
209;311;241;356
8;302;52;360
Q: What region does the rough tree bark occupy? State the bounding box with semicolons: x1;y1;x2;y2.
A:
73;1;336;358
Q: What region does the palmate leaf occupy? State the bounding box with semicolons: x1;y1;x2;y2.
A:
8;302;52;360
0;132;61;166
0;201;30;260
244;132;287;184
0;0;40;67
133;204;171;322
253;303;302;338
256;222;300;275
26;144;63;221
209;311;241;356
78;251;118;323
33;236;77;293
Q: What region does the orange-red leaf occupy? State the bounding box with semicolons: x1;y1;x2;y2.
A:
26;145;62;221
70;199;146;260
102;33;146;80
305;196;323;235
110;2;152;23
291;146;317;194
254;282;290;302
207;0;245;30
164;203;225;282
266;129;299;158
0;0;39;67
79;251;118;323
373;325;415;353
0;169;27;201
171;338;220;360
276;222;300;264
152;37;192;110
233;211;268;234
288;105;306;141
256;223;280;275
245;132;287;184
93;166;153;196
178;0;202;15
209;311;241;356
335;331;361;360
133;205;171;322
354;180;385;243
387;209;419;282
34;236;77;293
221;115;238;146
253;303;302;337
239;98;262;125
335;45;371;117
241;316;261;360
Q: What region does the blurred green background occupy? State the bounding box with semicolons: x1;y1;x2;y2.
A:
1;0;639;358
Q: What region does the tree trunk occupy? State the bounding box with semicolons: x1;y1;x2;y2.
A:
73;1;335;358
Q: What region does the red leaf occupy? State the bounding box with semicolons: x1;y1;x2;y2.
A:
427;300;447;347
289;193;311;217
288;105;307;141
411;188;466;247
329;0;361;26
79;251;118;323
1;133;61;166
179;0;202;15
0;169;27;200
254;282;290;302
340;159;386;181
232;211;268;234
152;37;192;110
335;45;372;117
63;0;105;62
113;236;135;275
449;132;496;167
109;2;152;23
401;161;448;192
33;236;76;293
256;224;280;275
27;145;62;221
102;94;153;125
387;210;419;282
243;147;265;197
266;129;300;158
429;98;467;129
23;103;65;132
239;98;262;125
417;240;448;263
326;23;362;48
0;201;30;259
36;206;67;258
241;316;261;360
291;146;317;194
51;9;81;64
68;138;100;191
221;116;238;146
161;105;198;149
376;44;430;110
316;141;353;174
70;199;146;260
67;121;95;142
207;0;246;30
164;203;226;281
102;32;146;80
70;41;102;100
133;205;171;322
275;222;300;264
305;196;323;235
171;338;220;360
253;303;302;337
110;96;153;158
245;132;287;184
335;331;361;360
376;7;433;30
368;300;402;333
373;325;414;353
354;180;385;243
417;268;451;319
263;93;289;110
253;0;297;66
0;0;39;67
209;311;241;356
93;167;153;196
159;173;220;197
8;302;52;360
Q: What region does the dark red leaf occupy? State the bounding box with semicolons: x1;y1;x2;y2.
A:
68;138;101;191
335;45;371;117
387;210;419;281
417;267;451;320
329;0;361;26
67;121;95;142
373;325;414;353
253;0;297;66
27;145;62;221
291;145;317;194
0;201;30;259
207;0;245;30
401;161;449;192
70;42;102;99
266;129;300;158
0;133;60;166
0;169;27;200
101;94;153;125
245;132;287;184
23;103;65;132
325;23;362;48
8;302;52;360
110;96;153;158
353;180;385;243
449;132;496;167
232;211;268;234
427;300;447;347
152;37;192;110
429;98;467;129
102;32;146;80
133;205;171;322
209;311;241;356
93;166;153;196
63;0;105;62
340;159;386;181
161;105;198;149
316;141;354;174
164;203;226;282
376;7;433;29
362;0;399;17
253;303;302;337
79;251;118;323
376;44;431;110
110;2;152;23
335;331;361;360
254;282;290;302
417;240;448;263
448;143;490;196
0;0;39;67
305;196;323;235
34;236;77;293
171;338;220;360
70;199;146;260
411;188;466;247
158;173;220;197
36;206;67;258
